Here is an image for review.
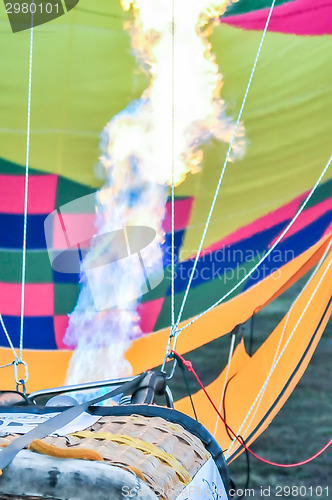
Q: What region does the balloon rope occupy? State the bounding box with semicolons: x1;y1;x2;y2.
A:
0;4;36;366
171;351;332;468
19;2;35;366
174;0;277;332
162;0;176;375
170;0;175;330
232;236;332;453
175;155;332;338
226;247;332;459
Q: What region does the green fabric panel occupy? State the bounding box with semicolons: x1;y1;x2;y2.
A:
54;283;80;314
0;158;41;176
223;0;294;17
140;265;173;303
55;176;96;209
0;251;53;283
0;157;96;210
304;177;332;210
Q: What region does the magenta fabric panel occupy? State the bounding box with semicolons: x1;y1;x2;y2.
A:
0;283;54;316
221;0;332;36
201;192;306;257
163;197;194;233
0;174;58;214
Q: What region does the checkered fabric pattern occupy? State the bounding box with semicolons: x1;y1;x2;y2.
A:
0;157;331;350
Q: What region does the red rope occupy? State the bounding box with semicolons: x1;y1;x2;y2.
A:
171;351;332;468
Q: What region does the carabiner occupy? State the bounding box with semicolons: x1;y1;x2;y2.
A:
160;352;177;380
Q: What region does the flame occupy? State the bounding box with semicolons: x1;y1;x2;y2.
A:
64;0;245;388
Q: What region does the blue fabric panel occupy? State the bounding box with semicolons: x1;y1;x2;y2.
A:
0;214;47;250
169;221;289;295
161;230;185;268
52;269;80;284
243;210;332;290
0;316;57;349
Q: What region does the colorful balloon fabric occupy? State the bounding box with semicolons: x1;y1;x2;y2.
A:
0;0;331;395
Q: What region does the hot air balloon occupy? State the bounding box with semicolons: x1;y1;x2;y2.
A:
0;0;331;497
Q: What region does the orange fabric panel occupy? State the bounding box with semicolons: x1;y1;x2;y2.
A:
0;349;72;392
255;234;331;313
175;247;332;460
127;234;331;374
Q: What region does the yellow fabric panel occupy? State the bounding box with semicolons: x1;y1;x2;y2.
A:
175;245;332;459
178;26;332;255
0;0;147;186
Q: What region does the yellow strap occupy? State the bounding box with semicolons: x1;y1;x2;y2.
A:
73;431;191;485
29;439;103;462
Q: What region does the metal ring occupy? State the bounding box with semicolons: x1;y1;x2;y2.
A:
16;379;27;395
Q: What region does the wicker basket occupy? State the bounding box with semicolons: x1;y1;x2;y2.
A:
0;413;210;500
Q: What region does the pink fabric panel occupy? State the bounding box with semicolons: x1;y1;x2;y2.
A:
138;298;164;334
163;198;194;233
0;283;54;316
201;192;306;256
0;175;58;214
54;315;72;350
269;198;332;246
52;213;96;249
221;0;332;36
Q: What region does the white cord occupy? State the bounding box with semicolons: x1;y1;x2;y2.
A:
225;241;332;459
0;362;15;370
170;0;175;330
175;155;332;340
233;236;332;451
0;5;35;367
174;0;277;331
19;2;35;363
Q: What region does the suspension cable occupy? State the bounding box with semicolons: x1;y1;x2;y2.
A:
234;236;332;451
170;0;175;331
0;5;35;371
19;2;35;365
226;247;332;459
161;0;176;375
172;351;332;468
173;0;277;331
174;155;331;342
